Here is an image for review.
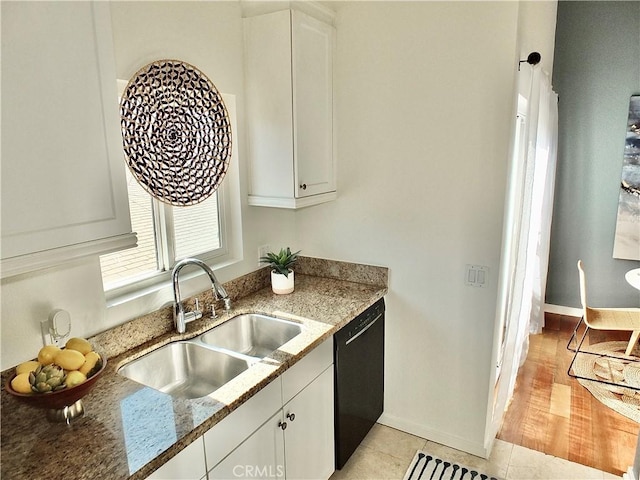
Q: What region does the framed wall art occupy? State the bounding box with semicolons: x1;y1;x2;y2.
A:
613;95;640;260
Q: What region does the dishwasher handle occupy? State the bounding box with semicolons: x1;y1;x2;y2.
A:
345;313;383;346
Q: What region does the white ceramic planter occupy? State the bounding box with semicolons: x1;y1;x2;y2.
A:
271;270;294;294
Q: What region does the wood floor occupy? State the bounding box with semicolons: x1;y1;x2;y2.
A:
497;313;639;476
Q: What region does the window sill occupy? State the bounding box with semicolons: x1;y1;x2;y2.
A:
105;255;243;327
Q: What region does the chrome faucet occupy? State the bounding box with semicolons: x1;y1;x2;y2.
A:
171;258;231;334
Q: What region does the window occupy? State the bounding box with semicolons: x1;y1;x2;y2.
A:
100;83;238;294
100;169;158;286
99;170;225;290
99;173;225;289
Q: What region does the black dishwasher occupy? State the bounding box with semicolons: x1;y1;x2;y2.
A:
334;298;385;469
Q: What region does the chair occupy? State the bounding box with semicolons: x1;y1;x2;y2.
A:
573;260;640;355
567;260;640;369
567;261;640;389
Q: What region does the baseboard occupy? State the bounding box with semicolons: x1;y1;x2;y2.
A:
544;303;582;318
377;413;489;459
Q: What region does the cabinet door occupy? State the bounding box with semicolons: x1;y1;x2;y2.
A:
1;2;134;276
208;412;285;480
203;378;282;469
284;367;335;480
292;10;336;199
148;439;207;480
282;338;333;405
244;10;295;201
245;9;336;209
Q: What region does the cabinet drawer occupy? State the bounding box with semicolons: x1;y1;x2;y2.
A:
148;438;206;480
204;377;282;470
281;339;332;404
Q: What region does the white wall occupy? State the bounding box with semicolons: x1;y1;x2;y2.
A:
514;1;558;100
296;1;519;455
517;0;557;75
0;0;558;458
0;1;296;370
106;1;297;319
1;258;108;369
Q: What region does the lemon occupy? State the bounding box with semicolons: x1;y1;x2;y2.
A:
37;345;61;365
16;360;40;375
65;337;92;355
11;372;32;394
65;370;87;388
55;349;85;371
79;351;101;376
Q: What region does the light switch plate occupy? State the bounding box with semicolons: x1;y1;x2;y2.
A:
465;264;488;287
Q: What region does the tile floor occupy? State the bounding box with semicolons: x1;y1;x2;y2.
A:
330;423;622;480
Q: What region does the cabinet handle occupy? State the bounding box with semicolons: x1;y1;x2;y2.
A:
299;183;307;190
286;412;295;422
278;421;287;430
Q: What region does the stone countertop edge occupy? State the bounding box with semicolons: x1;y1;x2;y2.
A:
1;258;388;480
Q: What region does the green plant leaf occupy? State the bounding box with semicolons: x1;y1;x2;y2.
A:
259;247;300;277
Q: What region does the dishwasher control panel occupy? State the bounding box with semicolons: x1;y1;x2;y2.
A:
341;298;385;341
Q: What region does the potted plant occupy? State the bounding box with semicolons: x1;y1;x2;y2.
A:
260;247;300;294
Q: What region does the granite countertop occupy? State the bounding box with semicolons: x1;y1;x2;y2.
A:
1;258;387;480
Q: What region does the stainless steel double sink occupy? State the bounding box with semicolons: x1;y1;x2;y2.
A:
118;314;303;399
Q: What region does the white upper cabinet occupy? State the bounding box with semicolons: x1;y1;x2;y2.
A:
1;2;135;277
244;9;336;209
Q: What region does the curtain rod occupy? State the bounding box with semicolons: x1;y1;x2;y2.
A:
519;52;541;71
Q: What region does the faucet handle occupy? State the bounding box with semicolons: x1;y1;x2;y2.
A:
194;297;201;313
223;297;232;311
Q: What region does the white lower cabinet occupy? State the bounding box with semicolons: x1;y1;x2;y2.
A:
206;339;334;480
147;340;334;480
204;379;283;472
147;438;207;480
207;411;285;480
281;367;334;480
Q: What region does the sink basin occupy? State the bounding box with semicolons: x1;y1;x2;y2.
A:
198;314;302;359
118;341;251;399
118;314;302;399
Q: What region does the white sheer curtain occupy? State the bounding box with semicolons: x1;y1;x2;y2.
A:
491;65;558;434
510;66;558;375
522;67;559;337
512;66;558;365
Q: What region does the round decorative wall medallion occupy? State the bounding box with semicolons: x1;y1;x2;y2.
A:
120;60;232;206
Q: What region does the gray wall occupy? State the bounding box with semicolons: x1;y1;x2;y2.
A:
547;1;640;308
